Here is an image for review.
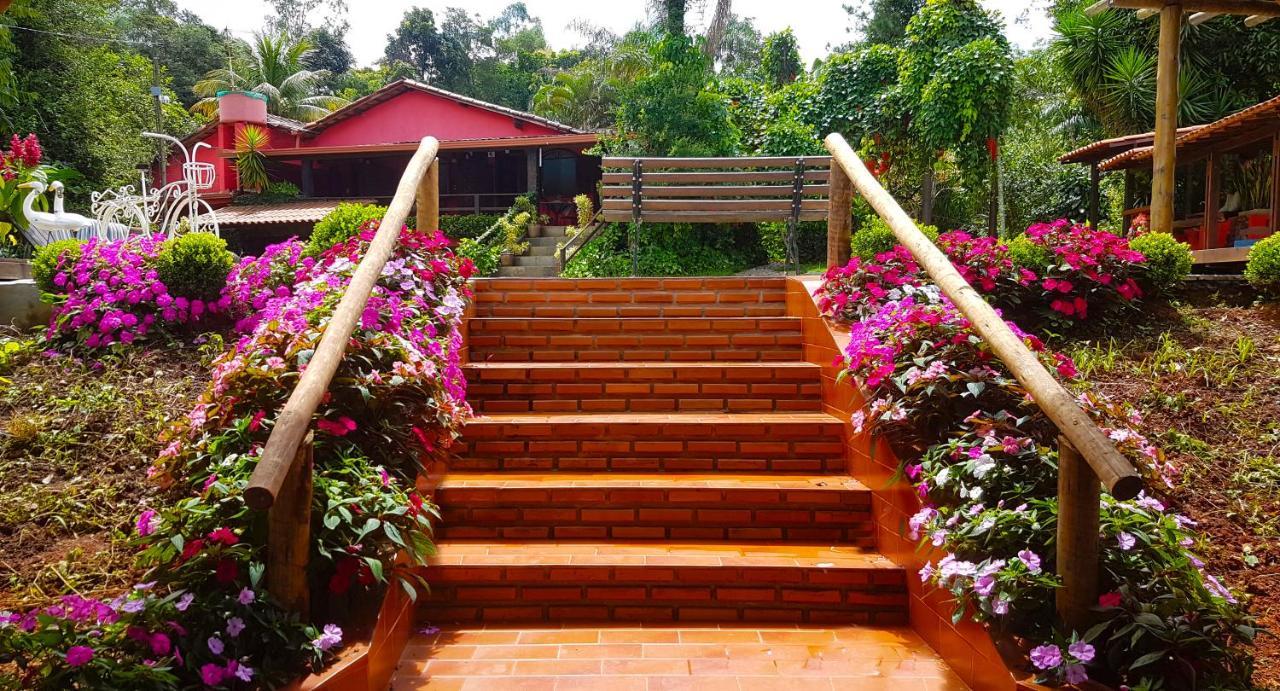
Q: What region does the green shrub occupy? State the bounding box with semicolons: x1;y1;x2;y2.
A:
308;202;388;254
850;217;939;260
563;222;763;277
156;232;235;301
574;194;595;229
31;239;84;294
499;212;532;255
1008;233;1054;274
1129;232;1192;294
759;221;827;265
440;214;501;240
457;237;501;277
1244;233;1280;289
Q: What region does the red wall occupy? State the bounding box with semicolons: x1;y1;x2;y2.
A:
165;123;299;197
307;89;562;148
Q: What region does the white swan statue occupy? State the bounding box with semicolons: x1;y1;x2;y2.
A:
49;181;130;241
17;181;78;246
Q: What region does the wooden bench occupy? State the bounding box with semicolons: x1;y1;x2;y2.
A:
599;156;834;274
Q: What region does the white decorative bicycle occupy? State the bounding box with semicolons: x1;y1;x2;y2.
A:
90;131;220;238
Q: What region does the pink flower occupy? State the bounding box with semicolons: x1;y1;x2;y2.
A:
1098;591;1123;608
150;632;171;655
316;416;357;436
1117;532;1136;550
1029;644;1062;670
1068;641;1095;663
200;662;225;686
237;588;255;605
208;527;239;546
135;509;158;536
65;645;94;667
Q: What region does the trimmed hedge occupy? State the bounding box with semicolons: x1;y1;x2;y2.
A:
1129;232;1192;295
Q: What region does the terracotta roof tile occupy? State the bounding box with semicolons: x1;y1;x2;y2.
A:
213;199;375;226
1101;93;1280;170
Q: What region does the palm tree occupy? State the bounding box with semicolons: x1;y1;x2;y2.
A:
192;32;348;122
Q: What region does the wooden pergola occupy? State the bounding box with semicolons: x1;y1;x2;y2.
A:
1085;0;1280;236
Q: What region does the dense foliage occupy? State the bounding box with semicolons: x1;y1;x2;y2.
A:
1244;233;1280;290
1127;232;1192;295
818;230;1255;688
155;233;236;302
1;225;474;688
308;202;388;255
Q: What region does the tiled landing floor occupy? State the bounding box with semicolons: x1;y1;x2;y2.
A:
389;625;969;690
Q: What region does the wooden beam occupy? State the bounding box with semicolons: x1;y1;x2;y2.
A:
1056;439;1101;632
827;160;853;268
1269;134;1280;236
1150;3;1183;236
1188;11;1218;24
824;132;1143;499
1204;152;1220;248
1136;8;1159;18
1103;0;1280;16
1089;164;1101;228
1245;13;1278;26
416;158;439;231
266;434;312;615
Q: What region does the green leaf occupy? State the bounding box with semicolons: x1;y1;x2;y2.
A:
364;557;385;583
323;513;341;530
383;522;405;547
1128;650;1166;670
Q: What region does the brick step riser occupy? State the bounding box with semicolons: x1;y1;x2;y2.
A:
449;456;846;473
416;566;908;625
436;487;874;544
476;304;789;318
472;295;787;319
465;365;822;413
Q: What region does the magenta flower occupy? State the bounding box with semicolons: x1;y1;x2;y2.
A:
1065;664;1088;683
135;509;157;536
237;588;255;605
200;662;225;686
1068;641;1095;663
65;645;94;667
1017;550;1041;574
207;636;224;655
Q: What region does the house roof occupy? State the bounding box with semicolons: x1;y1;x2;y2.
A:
302;79;585;136
1059;126;1203;165
213;198;374;226
239;133;600;159
180;113;307;146
1100;94;1280;171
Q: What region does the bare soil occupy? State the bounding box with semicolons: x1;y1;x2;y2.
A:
1062;295;1280;688
0;335;209;610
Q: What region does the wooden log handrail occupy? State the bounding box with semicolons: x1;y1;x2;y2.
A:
244;136;441;512
823;132;1142;628
823;133;1141;499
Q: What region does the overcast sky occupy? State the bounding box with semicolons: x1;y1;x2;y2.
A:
173;0;1056;68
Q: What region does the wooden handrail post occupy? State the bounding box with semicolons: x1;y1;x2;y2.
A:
417;158;440;231
267;433;313;615
827;159;853;268
1056;438;1101;632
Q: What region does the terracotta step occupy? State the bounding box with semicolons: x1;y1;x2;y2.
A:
416;542;908;625
391;625;969;690
465;362;823;414
471;277;787;318
455;413;847;473
466;317;802;363
435;473;873;545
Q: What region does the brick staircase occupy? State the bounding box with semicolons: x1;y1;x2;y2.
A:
390;278;967;690
494;225;568;278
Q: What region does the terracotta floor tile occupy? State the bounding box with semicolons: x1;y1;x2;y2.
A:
517;630;602;645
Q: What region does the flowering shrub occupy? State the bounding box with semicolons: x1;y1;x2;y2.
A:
1022;220;1146;320
824;257;1255;687
44;234;228;348
3;225;475;688
1;133;78;253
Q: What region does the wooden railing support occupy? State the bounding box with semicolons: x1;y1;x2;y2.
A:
417;158;440;231
1056;439;1101;631
267;433;314;615
826;160;853;268
245;136;440;511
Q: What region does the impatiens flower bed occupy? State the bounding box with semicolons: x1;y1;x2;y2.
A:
816;221;1147;328
44;234;227;348
823;239;1256;687
0;224;474;688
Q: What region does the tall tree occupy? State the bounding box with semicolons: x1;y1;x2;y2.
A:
192;32;348;122
761;28;803;87
664;0;687;36
713;13;762;77
115;0;239;108
267;0;348;38
384;6;474;92
844;0;924;46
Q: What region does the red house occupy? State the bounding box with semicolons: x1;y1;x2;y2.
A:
166;80;599;244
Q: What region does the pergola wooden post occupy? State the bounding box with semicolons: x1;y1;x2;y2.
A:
1150;2;1183;235
1087;1;1280;233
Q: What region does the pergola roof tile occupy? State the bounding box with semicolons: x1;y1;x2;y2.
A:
212;199;375;226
